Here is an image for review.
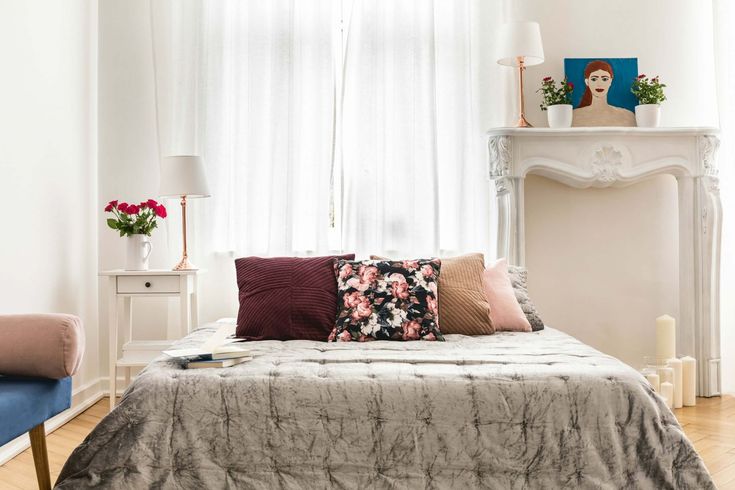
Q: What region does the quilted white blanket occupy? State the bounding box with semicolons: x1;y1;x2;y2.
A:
57;321;713;489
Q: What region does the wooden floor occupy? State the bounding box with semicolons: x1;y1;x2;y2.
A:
0;396;734;489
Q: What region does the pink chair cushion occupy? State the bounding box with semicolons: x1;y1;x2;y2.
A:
483;259;532;332
0;314;85;379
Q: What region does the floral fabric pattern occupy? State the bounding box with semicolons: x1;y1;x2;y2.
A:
329;259;444;342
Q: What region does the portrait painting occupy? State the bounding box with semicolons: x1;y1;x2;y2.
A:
564;57;638;127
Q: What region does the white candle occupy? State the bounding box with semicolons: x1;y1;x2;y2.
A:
656;314;676;361
657;366;674;385
667;358;683;409
644;372;660;392
682;356;697;406
660;381;674;409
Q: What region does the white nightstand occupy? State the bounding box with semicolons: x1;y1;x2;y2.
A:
100;269;201;411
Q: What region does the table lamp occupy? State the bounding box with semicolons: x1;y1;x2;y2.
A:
497;21;544;127
159;155;211;270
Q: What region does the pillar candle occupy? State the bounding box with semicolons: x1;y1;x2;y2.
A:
667;358;683;409
682;356;697;406
656;315;676;361
660;381;674;409
657;366;674;385
644;373;660;392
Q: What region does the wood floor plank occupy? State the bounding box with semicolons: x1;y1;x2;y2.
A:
0;395;732;488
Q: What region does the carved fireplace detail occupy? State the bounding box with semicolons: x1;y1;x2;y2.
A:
487;127;722;397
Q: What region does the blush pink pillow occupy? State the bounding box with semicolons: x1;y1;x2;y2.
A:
483;259;532;332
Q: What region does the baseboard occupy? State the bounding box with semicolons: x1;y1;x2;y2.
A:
0;375;132;465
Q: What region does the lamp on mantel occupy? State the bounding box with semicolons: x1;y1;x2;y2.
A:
159;155;211;270
497;21;545;128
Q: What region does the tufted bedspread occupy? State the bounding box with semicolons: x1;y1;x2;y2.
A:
57;321;713;489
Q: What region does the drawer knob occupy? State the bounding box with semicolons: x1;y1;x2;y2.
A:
145;282;151;288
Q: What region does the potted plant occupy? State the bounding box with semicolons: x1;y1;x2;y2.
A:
631;74;666;127
538;76;574;128
105;199;167;271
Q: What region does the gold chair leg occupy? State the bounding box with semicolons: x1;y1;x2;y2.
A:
29;422;51;490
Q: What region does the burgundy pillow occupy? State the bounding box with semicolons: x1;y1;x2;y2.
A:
235;254;354;341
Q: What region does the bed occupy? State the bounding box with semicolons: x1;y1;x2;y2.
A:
56;320;713;489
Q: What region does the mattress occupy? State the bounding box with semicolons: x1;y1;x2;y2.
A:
56;321;713;489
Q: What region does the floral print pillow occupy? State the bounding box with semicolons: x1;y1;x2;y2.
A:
328;259;444;342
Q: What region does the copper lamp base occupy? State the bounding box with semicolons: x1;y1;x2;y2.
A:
516;115;533;128
514;57;533;128
173;255;197;271
172;195;198;271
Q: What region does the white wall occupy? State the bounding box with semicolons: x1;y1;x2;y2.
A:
0;0;100;437
98;0;173;353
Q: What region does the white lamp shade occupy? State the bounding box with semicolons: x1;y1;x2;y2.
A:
496;21;544;67
159;155;211;198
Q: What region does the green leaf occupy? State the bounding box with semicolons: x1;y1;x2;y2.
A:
107;218;118;230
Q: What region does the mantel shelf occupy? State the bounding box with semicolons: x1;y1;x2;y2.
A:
486;126;719;137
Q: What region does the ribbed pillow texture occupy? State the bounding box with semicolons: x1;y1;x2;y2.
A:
235;254;354;341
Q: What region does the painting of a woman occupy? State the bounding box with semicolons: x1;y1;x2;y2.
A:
572;60;635;127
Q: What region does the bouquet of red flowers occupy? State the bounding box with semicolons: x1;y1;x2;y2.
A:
105;199;167;237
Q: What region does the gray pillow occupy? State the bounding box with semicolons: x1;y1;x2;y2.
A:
507;265;544;331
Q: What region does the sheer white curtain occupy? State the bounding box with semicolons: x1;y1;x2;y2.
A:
151;0;494;258
714;0;735;395
340;0;491;258
152;0;337;256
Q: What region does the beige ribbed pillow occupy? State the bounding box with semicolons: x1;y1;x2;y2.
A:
371;253;494;335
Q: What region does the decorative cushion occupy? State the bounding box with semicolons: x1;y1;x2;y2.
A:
483;259;532;332
0;376;72;445
507;264;545;331
0;314;85;379
235;254;355;341
329;259;443;341
372;253;494;335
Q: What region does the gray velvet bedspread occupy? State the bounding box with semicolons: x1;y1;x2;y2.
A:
56;321;713;489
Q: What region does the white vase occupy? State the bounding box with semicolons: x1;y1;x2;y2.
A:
547;104;573;128
125;234;152;271
635;104;661;127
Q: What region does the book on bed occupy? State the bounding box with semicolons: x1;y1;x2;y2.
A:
163;344;251;362
163;323;250;362
185;356;252;369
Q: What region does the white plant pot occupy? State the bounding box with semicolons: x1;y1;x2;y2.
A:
547;104;573;128
635;104;661;127
126;234;152;271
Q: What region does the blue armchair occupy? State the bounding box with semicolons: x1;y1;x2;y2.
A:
0;314;84;490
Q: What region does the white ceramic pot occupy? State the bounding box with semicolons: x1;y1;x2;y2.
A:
635;104;661;127
126;234;152;271
547;104;573;128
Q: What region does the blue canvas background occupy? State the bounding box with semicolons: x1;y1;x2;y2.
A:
564;58;638;111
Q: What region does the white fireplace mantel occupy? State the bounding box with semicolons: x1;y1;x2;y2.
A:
486;127;721;397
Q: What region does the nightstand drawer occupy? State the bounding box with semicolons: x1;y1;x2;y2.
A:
117;275;180;294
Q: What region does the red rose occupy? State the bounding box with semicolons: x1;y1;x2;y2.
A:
568;82;574;90
108;200;118;208
127;204;140;215
118;202;129;213
638;74;646;79
147;199;158;208
104;203;113;212
543;76;552;82
155;204;167;218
